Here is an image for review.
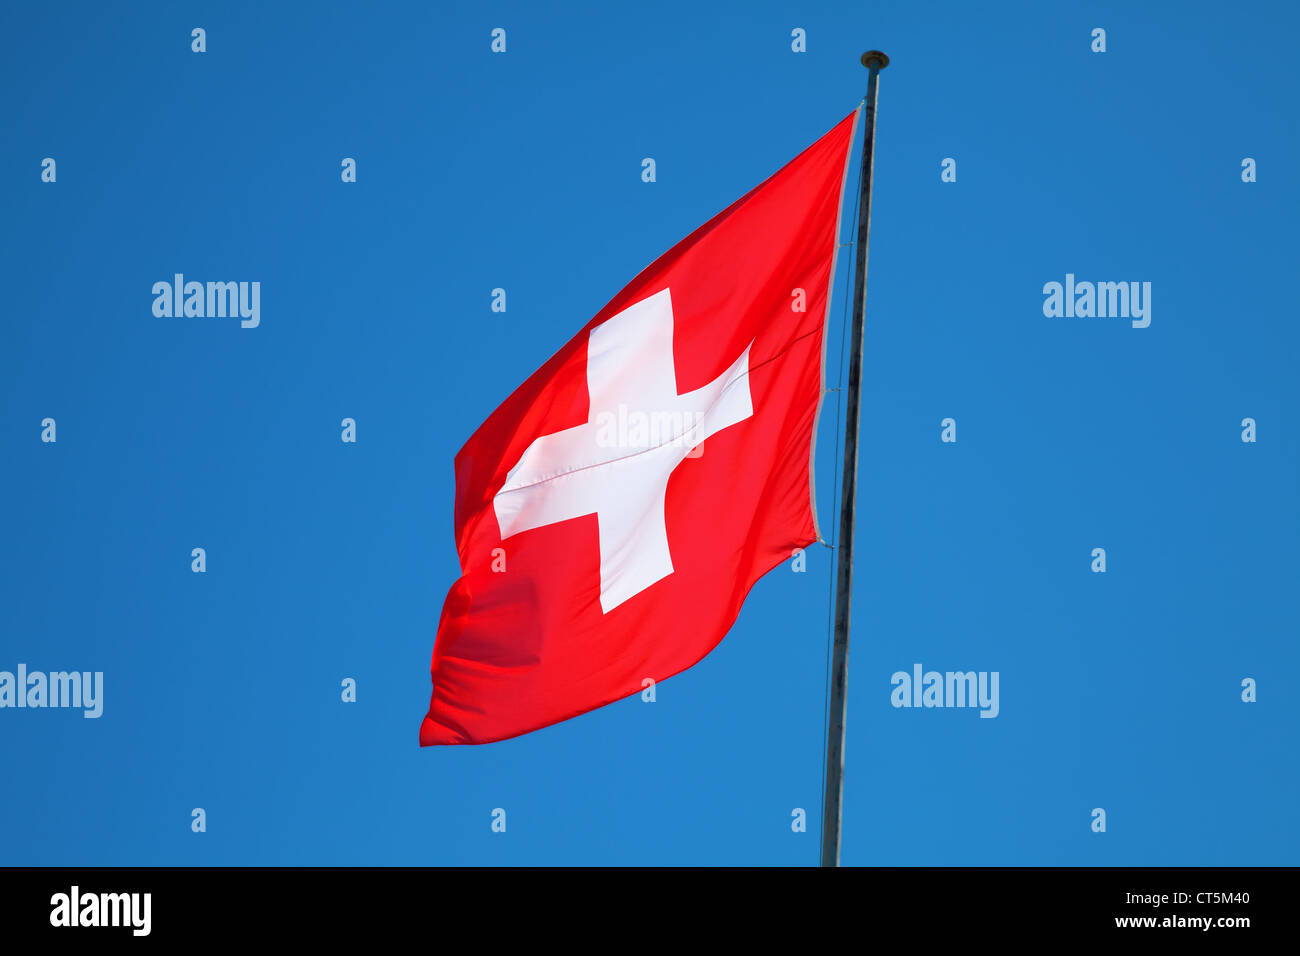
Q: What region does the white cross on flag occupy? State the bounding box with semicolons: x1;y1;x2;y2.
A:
493;287;755;613
421;110;860;745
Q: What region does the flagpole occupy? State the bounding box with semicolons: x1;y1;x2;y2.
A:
821;49;889;868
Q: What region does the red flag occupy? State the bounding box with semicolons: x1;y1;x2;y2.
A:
421;110;860;746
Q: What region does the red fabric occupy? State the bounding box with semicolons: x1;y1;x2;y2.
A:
421;111;859;745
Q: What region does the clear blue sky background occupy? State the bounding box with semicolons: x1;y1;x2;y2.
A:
2;1;1295;865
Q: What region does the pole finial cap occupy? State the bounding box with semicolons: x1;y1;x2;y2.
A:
860;50;890;69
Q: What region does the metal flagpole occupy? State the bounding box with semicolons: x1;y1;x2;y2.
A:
821;49;889;868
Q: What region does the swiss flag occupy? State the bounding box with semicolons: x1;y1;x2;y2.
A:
421;110;860;746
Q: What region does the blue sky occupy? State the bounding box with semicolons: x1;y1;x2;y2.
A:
1;0;1295;865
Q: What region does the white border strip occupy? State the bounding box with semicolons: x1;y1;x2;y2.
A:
808;103;864;544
